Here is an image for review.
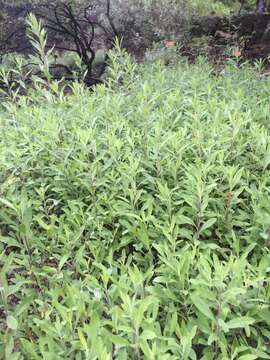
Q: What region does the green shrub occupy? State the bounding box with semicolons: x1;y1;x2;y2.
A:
0;51;270;359
191;0;232;15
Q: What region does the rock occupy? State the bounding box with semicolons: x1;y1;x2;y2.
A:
214;30;233;41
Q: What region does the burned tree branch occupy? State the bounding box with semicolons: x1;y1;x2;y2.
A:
35;1;118;85
0;1;121;88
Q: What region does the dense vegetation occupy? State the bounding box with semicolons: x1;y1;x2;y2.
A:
0;0;270;358
1;42;270;358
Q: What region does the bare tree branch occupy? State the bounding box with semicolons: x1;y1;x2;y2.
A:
0;0;119;87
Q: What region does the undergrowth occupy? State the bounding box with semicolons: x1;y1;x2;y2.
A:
0;26;270;360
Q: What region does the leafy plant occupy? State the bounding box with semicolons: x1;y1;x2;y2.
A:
0;46;270;359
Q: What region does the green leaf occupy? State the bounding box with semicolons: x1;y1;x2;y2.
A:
238;355;258;360
7;315;18;330
109;334;129;346
182;326;197;359
20;339;41;360
78;328;88;351
89;312;100;347
140;330;157;340
190;293;214;320
134;296;156;330
36;217;51;231
58;253;70;271
226;317;255;329
136;225;150;248
5;334;14;358
169;312;178;336
200;218;217;233
0;198;16;211
139;340;152;358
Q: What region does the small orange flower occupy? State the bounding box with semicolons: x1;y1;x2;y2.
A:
232;49;241;57
164;40;175;48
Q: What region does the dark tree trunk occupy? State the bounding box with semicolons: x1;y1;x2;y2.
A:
256;0;265;13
